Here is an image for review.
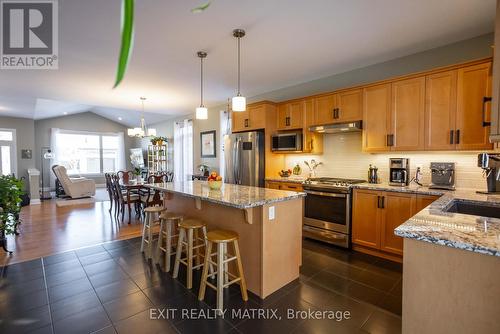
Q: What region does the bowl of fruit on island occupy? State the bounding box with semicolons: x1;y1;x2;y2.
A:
207;172;223;190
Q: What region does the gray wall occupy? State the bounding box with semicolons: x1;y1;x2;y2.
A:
250;33;494;103
0;116;36;188
35;112;140;185
151;33;495;174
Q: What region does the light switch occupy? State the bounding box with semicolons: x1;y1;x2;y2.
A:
269;206;275;220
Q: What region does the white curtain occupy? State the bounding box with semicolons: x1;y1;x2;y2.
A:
174;119;193;181
219;110;231;180
49;128;61;186
116;132;126;170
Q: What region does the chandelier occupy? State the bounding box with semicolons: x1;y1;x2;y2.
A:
127;97;156;137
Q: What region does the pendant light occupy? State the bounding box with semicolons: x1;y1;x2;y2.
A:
232;29;246;112
127;97;156;137
196;51;208;120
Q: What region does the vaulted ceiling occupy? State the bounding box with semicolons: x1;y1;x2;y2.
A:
0;0;495;126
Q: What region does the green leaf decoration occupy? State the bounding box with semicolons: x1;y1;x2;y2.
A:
113;0;135;88
191;1;211;13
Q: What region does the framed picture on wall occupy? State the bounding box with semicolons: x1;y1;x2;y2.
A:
200;130;216;158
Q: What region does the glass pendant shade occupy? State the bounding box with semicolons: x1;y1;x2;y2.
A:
196;107;208;120
232;96;246;112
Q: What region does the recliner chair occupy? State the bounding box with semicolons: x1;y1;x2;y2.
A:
52;165;96;199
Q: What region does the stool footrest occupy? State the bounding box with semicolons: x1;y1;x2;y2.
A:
224;277;241;288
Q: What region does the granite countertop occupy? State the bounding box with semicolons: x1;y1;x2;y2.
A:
352;181;449;196
390;187;500;257
265;176;307;184
146;181;306;209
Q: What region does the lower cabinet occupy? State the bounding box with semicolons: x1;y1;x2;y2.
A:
265;181;303;192
352;189;439;259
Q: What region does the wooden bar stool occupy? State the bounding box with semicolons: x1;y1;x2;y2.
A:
198;229;248;312
156;211;183;272
140;206;165;259
172;219;212;289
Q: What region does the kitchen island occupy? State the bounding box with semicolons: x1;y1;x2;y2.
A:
146;181;306;298
393;190;500;334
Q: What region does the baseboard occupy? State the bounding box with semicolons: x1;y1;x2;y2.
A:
96;183;106;188
30;199;41;205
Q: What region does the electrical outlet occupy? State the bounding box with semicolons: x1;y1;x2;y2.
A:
269;206;275;220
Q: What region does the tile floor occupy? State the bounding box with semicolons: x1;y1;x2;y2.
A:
0;237;402;334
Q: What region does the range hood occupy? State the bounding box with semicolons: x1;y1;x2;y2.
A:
309;121;362;134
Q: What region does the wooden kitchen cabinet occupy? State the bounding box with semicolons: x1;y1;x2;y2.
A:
425;70;457;150
391;77;426;151
352;189;432;260
314;89;362;125
336;89;363;122
314;93;336;125
232;102;277;133
232;110;250;132
265;181;303;192
352;189;381;249
277;101;303;130
456;62;493;150
415;194;440;212
362;84;392;152
380;192;415;256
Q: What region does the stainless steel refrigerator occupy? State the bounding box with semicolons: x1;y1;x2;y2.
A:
224;131;265;187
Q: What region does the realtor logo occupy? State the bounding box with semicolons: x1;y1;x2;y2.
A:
1;0;58;69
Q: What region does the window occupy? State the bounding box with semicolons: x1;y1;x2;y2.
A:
51;129;125;175
0;129;16;176
173;120;193;181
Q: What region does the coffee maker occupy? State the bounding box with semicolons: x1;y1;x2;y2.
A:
477;153;500;194
429;162;456;190
389;158;410;186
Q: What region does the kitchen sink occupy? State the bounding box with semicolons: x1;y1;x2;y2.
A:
445;201;500;219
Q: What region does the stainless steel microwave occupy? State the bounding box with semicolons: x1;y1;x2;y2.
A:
271;132;302;151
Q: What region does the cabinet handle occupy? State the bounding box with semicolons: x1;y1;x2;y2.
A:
482;96;492;127
377;195;381;208
449;130;454;145
337;108;340;119
244;119;249;128
381;196;385;209
455;129;460;144
386;134;394;147
332;108;336;119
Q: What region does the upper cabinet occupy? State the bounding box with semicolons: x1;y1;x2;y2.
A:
314;89;363;125
456;63;493;150
363;59;492;152
362;84;392;152
232;102;277;133
269;58;492;153
277;101;303;130
425;70;457;150
337;89;363;122
391;77;426;151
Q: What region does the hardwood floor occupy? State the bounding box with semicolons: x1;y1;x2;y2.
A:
1;198;144;266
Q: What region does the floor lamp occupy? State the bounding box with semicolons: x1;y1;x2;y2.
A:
40;147;55;200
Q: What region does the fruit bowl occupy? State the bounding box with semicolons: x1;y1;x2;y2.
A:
208;180;223;190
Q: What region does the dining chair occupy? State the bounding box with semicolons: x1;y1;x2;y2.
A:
141;174;166;208
117;170;134;184
104;173;114;213
112;174;141;223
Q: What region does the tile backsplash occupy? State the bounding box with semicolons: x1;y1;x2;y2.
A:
284;132;495;190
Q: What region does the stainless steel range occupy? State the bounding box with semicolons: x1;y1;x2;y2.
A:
302;177;365;248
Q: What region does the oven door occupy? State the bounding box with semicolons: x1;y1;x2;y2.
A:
303;190;349;234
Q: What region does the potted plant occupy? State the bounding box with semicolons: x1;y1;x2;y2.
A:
0;175;24;253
